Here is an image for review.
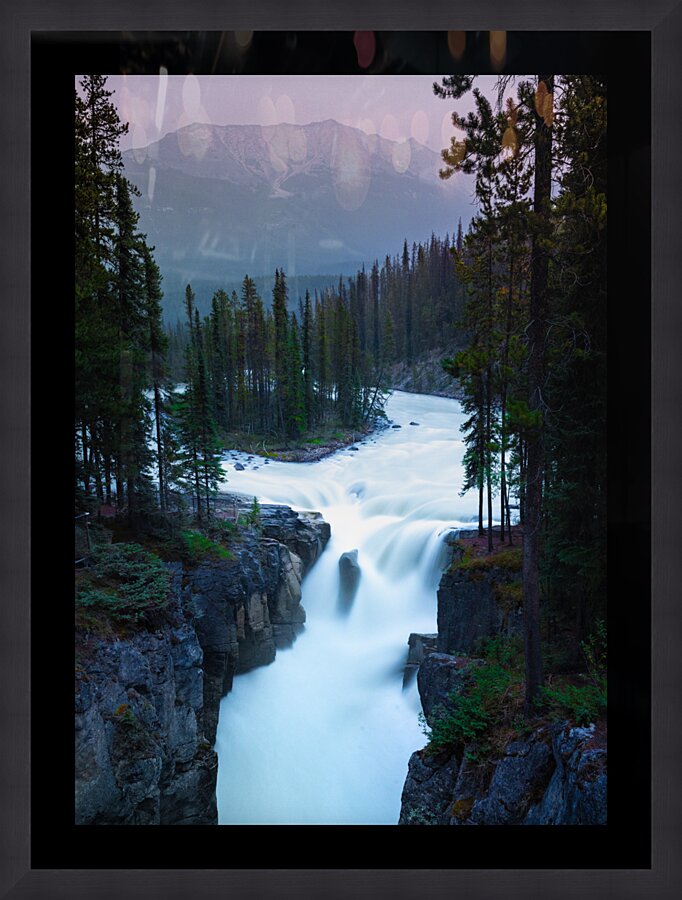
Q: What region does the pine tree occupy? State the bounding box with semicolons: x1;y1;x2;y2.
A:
285;315;307;437
142;245;169;511
435;73;557;707
272;270;289;434
521;74;554;709
543;76;607;646
75;75;130;501
302;291;315;426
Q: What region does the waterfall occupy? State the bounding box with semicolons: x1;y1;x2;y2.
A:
214;390;483;824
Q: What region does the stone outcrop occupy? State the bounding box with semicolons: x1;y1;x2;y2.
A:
75;565;217;826
75;504;330;825
406;633;438;669
416;651;484;724
436;546;523;656
399;650;607;826
388;345;466;399
258;504;331;575
400;716;606;826
338;549;361;608
188;532;313;745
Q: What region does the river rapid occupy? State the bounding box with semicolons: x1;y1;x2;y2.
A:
214;390;481;824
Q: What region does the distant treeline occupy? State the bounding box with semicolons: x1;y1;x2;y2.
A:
160;273;349;325
166;230;469;395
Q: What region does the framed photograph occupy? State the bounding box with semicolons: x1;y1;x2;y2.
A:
2;1;679;898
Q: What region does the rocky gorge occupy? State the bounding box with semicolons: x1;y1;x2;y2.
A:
74;502;330;825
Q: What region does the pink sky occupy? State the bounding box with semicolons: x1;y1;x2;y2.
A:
101;73;502;157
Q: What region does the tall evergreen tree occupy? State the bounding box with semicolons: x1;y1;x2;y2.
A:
143;245;169;511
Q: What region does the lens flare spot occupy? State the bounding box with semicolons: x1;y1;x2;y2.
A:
447;31;466;60
275;94;295;124
535;80;548;117
410;109;429;146
441;110;457;149
446;138;467;167
501;126;517;156
258;95;277;126
235;30;253;49
353;31;376;69
269;142;287;174
490;31;507;71
543;93;554;127
155;67;168;132
269;125;290;163
331;128;371;212
147;166;156;204
392;140;411;174
379;114;399;143
131;125;148;163
182;74;201;116
177;121;211;160
288;126;308;163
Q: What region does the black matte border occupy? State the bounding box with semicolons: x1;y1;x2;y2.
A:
2;1;679;898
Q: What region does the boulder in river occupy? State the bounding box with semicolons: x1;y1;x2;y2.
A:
409;421;420;426
338;549;361;610
391;424;402;429
234;462;245;471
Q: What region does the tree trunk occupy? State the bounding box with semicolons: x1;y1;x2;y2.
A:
81;422;90;495
478;474;484;536
500;252;515;543
523;74;554;712
486;366;493;554
486;235;494;554
153;382;166;512
104;455;112;505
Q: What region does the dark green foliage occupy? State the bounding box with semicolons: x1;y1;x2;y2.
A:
244;496;262;528
420;659;517;758
540;619;607;726
539;680;606;726
179;531;232;562
435;74;607;707
75;75;164;520
112;704;154;754
541;77;608;642
75;542;171;625
453;546;522;573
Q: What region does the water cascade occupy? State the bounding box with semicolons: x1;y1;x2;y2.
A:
215;390;483;824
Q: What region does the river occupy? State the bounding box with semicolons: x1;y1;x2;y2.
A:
214;390;481;824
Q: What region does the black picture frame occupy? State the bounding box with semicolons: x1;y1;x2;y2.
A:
3;1;679;897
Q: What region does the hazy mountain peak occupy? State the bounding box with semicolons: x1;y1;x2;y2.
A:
122;119;470;320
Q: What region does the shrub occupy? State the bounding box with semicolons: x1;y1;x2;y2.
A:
112;703;154;754
539;620;607;726
75;542;171;626
539;680;606;726
244;496;262;528
421;660;515;756
180;530;232;563
456;546;523;573
420;636;528;759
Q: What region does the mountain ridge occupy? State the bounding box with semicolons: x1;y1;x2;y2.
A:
122;118;471;320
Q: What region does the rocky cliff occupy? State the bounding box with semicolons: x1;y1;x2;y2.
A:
388;347;466;399
436;542;523;656
399;543;607;826
75;504;330;825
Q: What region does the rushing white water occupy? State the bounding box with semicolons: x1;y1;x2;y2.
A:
214;390;483;824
